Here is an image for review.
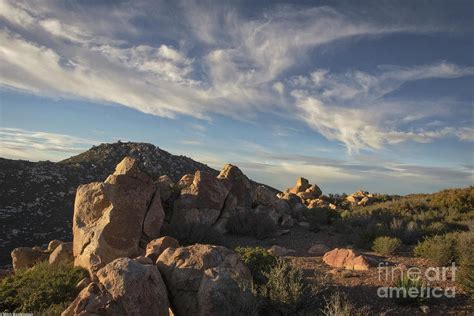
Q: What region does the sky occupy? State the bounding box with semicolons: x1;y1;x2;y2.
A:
0;0;473;194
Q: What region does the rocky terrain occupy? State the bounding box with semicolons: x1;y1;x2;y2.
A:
0;142;219;266
1;146;472;315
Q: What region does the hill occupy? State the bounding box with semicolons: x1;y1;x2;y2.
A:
0;142;220;266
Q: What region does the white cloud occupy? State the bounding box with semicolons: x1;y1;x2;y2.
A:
290;62;474;152
0;0;472;154
0;128;98;161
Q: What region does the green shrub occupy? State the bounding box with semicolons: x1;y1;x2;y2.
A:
413;234;457;266
0;262;87;313
321;291;367;316
161;222;223;246
392;275;425;305
235;246;277;285
226;209;277;239
372;236;402;255
259;259;305;313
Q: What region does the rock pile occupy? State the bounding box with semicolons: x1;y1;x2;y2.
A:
345;190;375;206
9;158;338;315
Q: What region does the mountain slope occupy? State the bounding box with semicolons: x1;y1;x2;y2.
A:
0;142;219;266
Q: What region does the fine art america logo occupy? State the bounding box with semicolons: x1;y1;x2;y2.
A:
377;261;457;299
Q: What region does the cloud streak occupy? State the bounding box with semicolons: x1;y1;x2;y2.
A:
0;0;472;153
0;127;98;161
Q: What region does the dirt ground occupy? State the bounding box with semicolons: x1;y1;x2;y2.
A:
222;226;473;315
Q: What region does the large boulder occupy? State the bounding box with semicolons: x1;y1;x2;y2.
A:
73;157;165;275
49;242;73;265
171;171;229;227
253;185;277;206
322;248;378;271
158;175;175;201
63;258;170;316
157;244;253;316
173;171;228;212
11;247;48;271
289;177;310;194
146;236;179;262
175;174;194;190
217;164;253;207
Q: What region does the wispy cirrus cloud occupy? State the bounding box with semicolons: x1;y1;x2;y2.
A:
0;0;472;155
0;127;98;161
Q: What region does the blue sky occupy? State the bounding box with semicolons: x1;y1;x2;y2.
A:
0;0;473;194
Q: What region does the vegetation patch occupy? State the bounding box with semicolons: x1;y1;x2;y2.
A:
0;262;87;313
372;236;402;256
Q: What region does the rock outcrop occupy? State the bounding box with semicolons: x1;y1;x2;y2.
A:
72;157;165;275
156;244;254;316
322;248;378;271
49;242;73;265
11;247;48;271
63;258;170;316
345;191;375;206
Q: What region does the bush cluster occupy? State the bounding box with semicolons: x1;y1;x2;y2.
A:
337;187;472;248
226;209;277;239
235;246;276;285
372;236;402;255
0;262;87;313
236;247;306;314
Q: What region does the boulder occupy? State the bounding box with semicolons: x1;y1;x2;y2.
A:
358;196;373;206
73;157;165;275
322;248;378;271
158;175;175;201
268;245;295;257
145;236;179;262
305;184;322;198
346;195;358;205
157;244;252;316
289;177;310;194
48;239;63;252
64;258;170;316
173;171;228;213
62;282;117;316
308;244;331;256
49;242;73;265
97;258;169;314
272;199;291;216
176;174;194;190
307;199;330;209
280;192;302;209
253;185;277;206
217;164;253;207
11;247;48;271
297;191;319;201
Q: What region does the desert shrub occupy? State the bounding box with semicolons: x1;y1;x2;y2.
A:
235;246;277;285
226;209;277;239
372;236;402;255
321;291;368;316
258;259;305;313
413;233;458;266
0;262;87;313
304;207;340;228
392;275;425;305
454;232;474;295
161;222;223;246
